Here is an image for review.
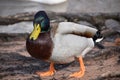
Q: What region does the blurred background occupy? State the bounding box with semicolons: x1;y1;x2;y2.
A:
0;0;120;16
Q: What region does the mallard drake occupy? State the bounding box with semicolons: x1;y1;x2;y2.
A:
30;0;67;5
26;11;103;78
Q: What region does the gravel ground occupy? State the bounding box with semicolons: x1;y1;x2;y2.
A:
0;34;120;80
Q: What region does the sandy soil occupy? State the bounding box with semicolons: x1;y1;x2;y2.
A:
0;37;120;80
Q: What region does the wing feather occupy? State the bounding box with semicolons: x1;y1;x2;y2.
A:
57;22;97;38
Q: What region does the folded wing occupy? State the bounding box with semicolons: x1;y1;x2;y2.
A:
57;22;97;38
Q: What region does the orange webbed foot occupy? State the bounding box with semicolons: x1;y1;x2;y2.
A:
69;56;85;78
69;71;85;78
36;70;55;77
36;62;56;77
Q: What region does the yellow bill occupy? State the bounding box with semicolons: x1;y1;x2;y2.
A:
29;24;41;40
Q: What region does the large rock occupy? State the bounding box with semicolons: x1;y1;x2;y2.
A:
105;19;120;33
0;22;33;33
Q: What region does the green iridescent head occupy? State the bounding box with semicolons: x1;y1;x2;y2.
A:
29;11;50;40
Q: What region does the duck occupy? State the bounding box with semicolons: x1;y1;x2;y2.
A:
26;11;103;78
30;0;67;5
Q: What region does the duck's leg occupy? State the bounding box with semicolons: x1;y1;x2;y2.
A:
36;62;56;77
69;56;85;78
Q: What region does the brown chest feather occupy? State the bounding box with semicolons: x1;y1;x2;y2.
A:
26;31;53;60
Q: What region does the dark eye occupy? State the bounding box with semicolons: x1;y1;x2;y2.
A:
40;18;44;22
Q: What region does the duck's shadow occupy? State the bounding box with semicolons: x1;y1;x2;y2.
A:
0;52;76;79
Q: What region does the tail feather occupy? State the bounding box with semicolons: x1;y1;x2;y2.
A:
93;31;103;42
96;38;103;42
93;31;104;49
